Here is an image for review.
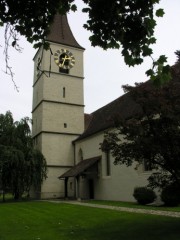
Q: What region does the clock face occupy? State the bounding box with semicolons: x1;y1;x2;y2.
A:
54;49;75;69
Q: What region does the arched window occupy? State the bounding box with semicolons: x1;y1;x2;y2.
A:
105;150;111;176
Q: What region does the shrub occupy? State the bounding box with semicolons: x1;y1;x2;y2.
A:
161;184;180;207
133;187;157;205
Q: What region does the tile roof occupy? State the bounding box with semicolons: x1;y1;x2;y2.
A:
47;14;84;50
77;90;143;141
59;156;101;178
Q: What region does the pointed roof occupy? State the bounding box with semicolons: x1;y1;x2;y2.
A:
47;14;84;50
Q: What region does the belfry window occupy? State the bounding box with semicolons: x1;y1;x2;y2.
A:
59;68;69;74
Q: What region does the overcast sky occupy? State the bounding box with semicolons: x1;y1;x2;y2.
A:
0;0;180;121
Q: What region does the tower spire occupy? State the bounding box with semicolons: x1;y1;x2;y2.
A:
47;14;84;50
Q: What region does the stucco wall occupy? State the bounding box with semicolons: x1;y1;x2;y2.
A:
40;167;67;199
75;132;151;202
41;102;84;134
41;133;76;166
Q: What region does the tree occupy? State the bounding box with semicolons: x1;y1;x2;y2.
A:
101;59;180;190
0;111;47;201
0;0;171;85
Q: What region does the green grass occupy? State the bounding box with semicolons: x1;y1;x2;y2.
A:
85;200;180;212
0;201;180;240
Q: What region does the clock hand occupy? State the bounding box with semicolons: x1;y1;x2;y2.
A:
66;56;72;60
61;57;66;67
61;56;72;67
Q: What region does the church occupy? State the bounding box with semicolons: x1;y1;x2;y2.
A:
32;14;151;202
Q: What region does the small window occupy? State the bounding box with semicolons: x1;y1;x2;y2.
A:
105;150;111;176
64;123;67;128
63;87;66;98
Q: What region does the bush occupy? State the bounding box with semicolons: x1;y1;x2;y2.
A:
133;187;157;205
161;184;180;207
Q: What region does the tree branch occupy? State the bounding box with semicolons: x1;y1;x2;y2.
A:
3;23;23;91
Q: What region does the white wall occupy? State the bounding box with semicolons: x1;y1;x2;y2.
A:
75;131;151;202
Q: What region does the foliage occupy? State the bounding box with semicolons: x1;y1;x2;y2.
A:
0;0;76;48
83;0;169;82
0;111;47;200
161;184;180;207
133;187;157;205
0;0;172;85
101;62;180;190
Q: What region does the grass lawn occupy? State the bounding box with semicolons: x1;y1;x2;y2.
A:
0;201;180;240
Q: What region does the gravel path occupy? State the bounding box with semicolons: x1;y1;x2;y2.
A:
46;200;180;218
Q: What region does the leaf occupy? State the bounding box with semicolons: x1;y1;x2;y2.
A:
152;0;160;3
33;42;42;49
135;58;143;65
71;4;77;12
82;8;89;13
156;8;165;17
146;69;154;77
157;55;167;64
142;46;153;57
12;40;16;47
148;37;156;44
43;42;50;50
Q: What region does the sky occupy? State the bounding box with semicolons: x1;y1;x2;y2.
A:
0;0;180;121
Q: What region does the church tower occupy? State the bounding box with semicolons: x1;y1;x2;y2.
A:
32;14;85;199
